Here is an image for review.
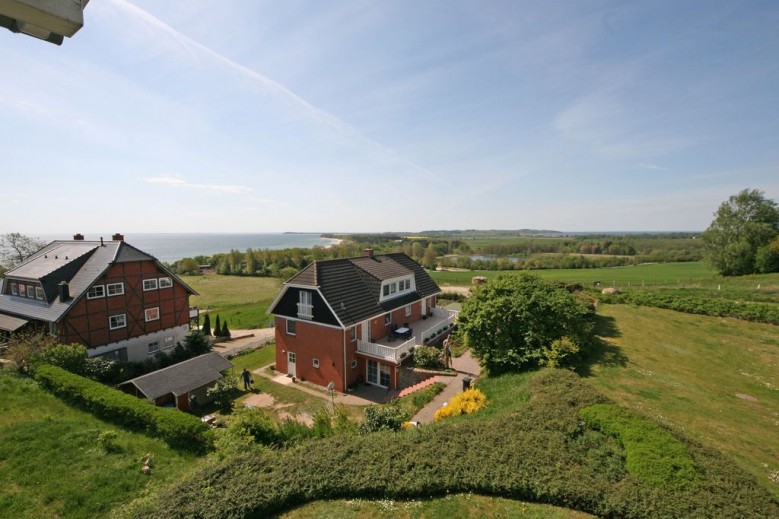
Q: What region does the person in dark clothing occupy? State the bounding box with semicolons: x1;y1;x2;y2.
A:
241;368;252;390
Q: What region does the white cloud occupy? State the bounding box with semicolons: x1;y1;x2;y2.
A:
143;175;253;195
639;163;668;171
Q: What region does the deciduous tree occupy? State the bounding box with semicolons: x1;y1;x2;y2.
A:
456;274;595;374
702;188;779;276
0;232;45;269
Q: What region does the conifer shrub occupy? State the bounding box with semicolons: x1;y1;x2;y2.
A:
579;403;699;489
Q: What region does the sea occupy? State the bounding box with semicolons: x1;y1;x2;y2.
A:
32;233;340;264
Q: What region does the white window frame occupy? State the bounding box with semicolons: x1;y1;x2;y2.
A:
286;319;296;335
297;290;313;319
10;282;17;295
385;314;392;326
145;307;160;322
35;287;44;300
18;284;26;297
351;359;358;369
350;327;357;342
164;336;175;349
379;276;414;302
405;305;412;317
143;278;158;291
312;358;320;368
27;286;35;298
158;277;173;289
148;341;160;355
87;285;105;299
107;282;124;296
109;314;126;330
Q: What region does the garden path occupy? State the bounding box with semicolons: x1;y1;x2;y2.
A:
411;349;481;424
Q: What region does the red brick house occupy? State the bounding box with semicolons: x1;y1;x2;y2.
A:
268;250;458;392
0;234;198;363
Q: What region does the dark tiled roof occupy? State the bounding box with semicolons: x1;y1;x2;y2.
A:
119;352;233;400
273;252;441;327
0;239;196;325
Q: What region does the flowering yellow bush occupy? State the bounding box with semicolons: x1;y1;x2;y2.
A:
434;388;487;421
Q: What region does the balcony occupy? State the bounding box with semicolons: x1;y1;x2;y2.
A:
355;307;459;363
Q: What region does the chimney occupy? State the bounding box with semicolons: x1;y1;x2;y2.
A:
112;233;124;241
364;248;374;257
73;233;84;241
59;281;70;302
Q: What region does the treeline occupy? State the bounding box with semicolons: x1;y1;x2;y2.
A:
166;233;704;277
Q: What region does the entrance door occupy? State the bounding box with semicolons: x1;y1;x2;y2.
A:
287;351;297;377
366;360;391;388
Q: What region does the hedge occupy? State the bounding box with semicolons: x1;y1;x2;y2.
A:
35;364;213;453
119;370;778;519
579;403;698;489
600;292;779;325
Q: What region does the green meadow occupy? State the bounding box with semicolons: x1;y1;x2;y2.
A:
182;274;282;329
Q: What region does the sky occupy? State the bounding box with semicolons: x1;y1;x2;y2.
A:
1;0;777;234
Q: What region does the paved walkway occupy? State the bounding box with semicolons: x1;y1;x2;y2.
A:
212;328;275;357
411;349;481;424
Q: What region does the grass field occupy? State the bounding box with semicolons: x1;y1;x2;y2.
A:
182;274;282;329
0;370;198;519
278;494;594;518
433;261;779;300
584;304;779;496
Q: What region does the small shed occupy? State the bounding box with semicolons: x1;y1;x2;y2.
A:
119;352;233;411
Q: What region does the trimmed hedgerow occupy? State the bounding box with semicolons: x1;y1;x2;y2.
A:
579;403;698;489
119;369;778;519
34;364;213;453
600;292;779;325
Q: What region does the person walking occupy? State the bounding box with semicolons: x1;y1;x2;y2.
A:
241;368;252;391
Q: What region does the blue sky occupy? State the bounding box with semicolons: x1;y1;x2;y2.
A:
1;0;777;233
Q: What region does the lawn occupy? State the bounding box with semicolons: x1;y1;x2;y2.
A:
277;494;595;518
432;261;779;301
0;370;199;519
583;304;779;496
182;274;282;328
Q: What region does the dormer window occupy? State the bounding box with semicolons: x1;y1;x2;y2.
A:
380;276;414;302
10;282;18;296
297;290;313;319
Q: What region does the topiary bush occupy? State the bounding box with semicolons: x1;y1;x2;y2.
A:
35;364;213;453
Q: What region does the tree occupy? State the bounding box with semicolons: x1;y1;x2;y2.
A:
0;232;46;269
756;237;779;273
222;319;231;338
214;315;222;338
702;189;779;276
183;330;212;356
422;243;437;269
456;274;595;374
202;314;212;336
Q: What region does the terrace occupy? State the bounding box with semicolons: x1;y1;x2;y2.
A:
356;307;459;363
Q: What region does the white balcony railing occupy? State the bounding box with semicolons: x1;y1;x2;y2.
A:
420;307;459;344
357;337;415;363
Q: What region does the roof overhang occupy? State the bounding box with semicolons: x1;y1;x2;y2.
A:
0;313;29;332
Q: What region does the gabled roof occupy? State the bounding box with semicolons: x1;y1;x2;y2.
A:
272;252;440;327
0;239;197;324
119;352;233;400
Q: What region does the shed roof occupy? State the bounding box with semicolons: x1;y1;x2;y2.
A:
119;352;233;400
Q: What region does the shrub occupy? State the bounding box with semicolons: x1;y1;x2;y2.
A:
411;382;446;409
34;343;88;375
540;336;580;368
360;402;410;433
207;375;238;412
97;430;122;453
34;364;213;452
579;403;699;489
434;388;487;421
413;345;441;369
